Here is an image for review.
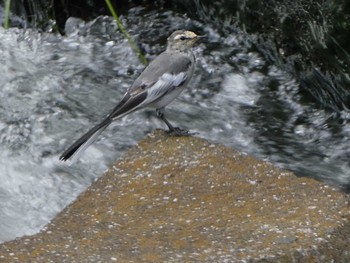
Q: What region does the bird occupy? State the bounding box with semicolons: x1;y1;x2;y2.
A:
59;30;204;163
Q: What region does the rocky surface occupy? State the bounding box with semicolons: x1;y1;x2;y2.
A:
0;130;349;262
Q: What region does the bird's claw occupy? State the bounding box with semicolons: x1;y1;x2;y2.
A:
167;127;197;136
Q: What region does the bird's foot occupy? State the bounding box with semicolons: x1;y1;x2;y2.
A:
167;127;197;136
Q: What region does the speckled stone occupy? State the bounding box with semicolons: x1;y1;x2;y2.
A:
1;130;349;262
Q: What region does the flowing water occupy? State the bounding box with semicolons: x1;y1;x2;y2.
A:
0;7;349;242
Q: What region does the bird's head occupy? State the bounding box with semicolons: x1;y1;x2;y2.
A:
166;30;204;52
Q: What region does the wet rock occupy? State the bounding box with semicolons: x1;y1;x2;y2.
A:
0;130;349;262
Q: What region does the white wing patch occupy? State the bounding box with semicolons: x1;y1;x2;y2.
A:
144;72;187;104
162;72;187;86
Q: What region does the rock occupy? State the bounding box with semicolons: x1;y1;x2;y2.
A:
1;130;349;262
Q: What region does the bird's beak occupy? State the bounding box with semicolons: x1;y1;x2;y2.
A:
193;34;206;43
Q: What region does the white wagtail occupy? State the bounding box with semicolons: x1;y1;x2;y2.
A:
60;30;204;162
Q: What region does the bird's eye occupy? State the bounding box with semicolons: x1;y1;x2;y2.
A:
180;36;186;41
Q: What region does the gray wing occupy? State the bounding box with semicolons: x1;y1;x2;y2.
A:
129;51;193;96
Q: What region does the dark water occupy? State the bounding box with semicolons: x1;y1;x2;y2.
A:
0;4;349;242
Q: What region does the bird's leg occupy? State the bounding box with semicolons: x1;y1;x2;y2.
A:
156;108;192;136
156;108;175;131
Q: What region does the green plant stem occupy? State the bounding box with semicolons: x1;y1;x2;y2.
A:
105;0;147;65
4;0;11;29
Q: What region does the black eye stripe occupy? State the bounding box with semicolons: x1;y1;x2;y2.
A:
180;36;186;40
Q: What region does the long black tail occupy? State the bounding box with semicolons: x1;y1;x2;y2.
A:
59;117;112;162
